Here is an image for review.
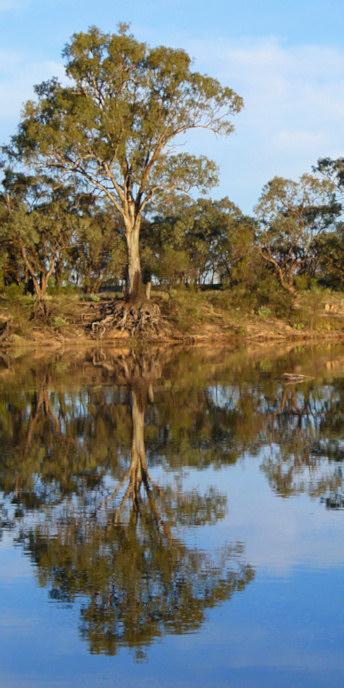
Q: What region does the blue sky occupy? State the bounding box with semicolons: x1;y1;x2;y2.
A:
1;0;344;212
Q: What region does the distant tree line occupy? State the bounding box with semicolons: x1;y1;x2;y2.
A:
1;160;343;302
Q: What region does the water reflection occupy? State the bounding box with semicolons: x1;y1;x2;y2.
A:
262;377;344;499
1;344;344;686
2;345;344;508
1;349;255;657
1;344;344;668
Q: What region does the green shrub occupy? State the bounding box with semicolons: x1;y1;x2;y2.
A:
164;286;207;332
257;305;273;318
5;283;25;302
208;289;235;311
53;316;68;330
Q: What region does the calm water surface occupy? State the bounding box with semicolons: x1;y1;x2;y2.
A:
1;343;344;687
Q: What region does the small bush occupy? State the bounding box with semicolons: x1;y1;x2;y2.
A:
208;289;235;311
257;305;273;318
82;294;101;302
164;286;207;332
53;316;68;330
5;284;25;302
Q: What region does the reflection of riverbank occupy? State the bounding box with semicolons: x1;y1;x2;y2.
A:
2;343;344;489
3;339;344;389
1;345;344;685
2;342;344;508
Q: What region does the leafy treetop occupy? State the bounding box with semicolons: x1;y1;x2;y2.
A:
8;24;243;294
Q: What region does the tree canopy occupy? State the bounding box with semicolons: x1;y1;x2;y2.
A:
255;174;338;294
9;24;243;297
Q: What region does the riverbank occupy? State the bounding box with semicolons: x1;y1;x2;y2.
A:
1;286;344;348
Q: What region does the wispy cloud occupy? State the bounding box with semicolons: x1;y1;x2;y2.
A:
0;0;20;11
1;35;344;212
185;37;344;209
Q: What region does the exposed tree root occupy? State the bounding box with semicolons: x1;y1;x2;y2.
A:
0;317;11;341
32;298;50;323
90;348;163;391
90;297;164;339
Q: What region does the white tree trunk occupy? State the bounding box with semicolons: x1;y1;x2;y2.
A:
125;216;143;298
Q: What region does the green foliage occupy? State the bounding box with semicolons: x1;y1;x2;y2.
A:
207;289;235;310
3;282;25;301
82;293;101;302
292;285;343;332
257;305;273;318
164;286;207;332
52;316;68;329
0;288;34;337
217;259;292;317
311;224;344;289
255;174;339;294
315;156;344;190
143;196;256;290
254;272;293;317
73;198;127;292
294;274;314;291
9;24;243;294
0;169;78;301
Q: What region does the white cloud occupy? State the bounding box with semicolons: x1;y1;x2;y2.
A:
184;37;344;210
0;0;20;10
271;130;327;155
1;35;344;212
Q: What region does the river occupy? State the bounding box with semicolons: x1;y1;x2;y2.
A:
0;343;343;687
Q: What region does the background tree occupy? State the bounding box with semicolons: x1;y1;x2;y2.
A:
9;24;243;320
255;174;338;295
141;196;256;290
0;168;76;308
311;158;344;288
315;157;344;197
0;168;24;287
73;197;127;293
312;224;344;289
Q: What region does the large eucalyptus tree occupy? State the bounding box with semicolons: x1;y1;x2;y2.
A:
9;24;243;311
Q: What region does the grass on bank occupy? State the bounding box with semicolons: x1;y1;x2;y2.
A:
0;281;344;343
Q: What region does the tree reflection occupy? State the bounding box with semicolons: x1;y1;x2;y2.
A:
23;508;252;657
262;379;344;498
2;346;344;512
0;369;110;512
4;344;344;657
6;350;254;657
